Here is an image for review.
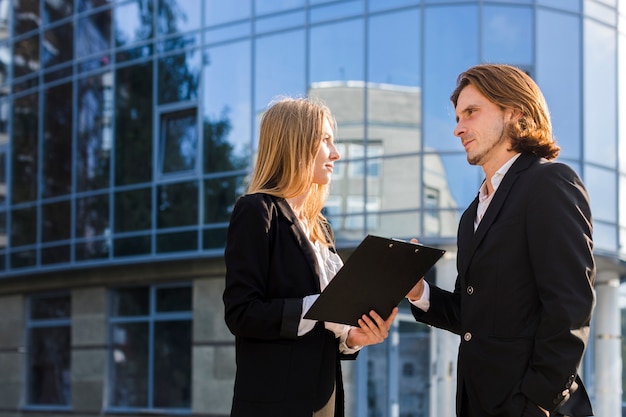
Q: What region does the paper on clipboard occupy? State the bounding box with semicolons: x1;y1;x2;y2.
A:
304;235;445;327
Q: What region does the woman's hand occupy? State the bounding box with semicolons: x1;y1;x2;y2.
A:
346;307;398;347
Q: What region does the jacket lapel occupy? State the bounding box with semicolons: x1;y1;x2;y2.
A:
458;154;536;279
275;198;322;289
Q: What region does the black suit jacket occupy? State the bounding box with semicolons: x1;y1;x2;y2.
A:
413;153;596;417
223;193;355;417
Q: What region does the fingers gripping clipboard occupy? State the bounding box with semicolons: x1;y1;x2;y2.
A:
304;235;446;326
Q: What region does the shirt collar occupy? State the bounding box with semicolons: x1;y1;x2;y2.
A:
478;153;521;200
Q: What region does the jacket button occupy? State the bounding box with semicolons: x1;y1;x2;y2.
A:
467;286;474;295
464;332;472;341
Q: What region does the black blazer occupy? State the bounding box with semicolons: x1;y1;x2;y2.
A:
413;154;596;417
223;193;355;417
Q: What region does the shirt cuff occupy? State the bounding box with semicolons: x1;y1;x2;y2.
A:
408;280;431;312
339;328;362;354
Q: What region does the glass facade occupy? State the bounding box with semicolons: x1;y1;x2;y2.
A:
0;0;619;270
0;0;624;416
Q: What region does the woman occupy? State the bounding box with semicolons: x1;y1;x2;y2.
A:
223;97;397;417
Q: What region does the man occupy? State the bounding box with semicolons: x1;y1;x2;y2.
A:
407;64;595;417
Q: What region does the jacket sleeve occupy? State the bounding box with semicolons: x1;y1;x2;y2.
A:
222;195;303;340
521;163;596;412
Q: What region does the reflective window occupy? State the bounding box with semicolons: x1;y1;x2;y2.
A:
75;193;110;260
310;19;364;83
310;0;362;24
78;0;112;12
109;285;192;410
368;10;420;87
115;63;153;185
11;206;36;247
157;0;202;36
255;0;305;15
254;29;306;112
536;10;581;160
425;153;483;210
157;181;198;228
43;83;73;198
160;109;198;174
77;73;113;191
205;0;250;26
14;1;40;35
204;175;246;224
255;10;305;33
43;23;74;68
11;93;39;203
423;5;479;151
44;0;73;24
584;0;617;26
202;40;251;171
584;19;617;167
0;41;9;84
114;187;152;233
0;96;6;206
482;6;532;66
368;0;420;12
13;35;40;78
26;293;71;406
537;0;581;12
115;1;153;47
0;0;9;41
586;164;617;224
617;30;626;171
158;49;201;104
42;200;71;243
77;10;112;60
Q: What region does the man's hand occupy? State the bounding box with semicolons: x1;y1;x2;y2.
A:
406;278;425;301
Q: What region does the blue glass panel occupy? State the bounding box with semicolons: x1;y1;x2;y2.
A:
77;10;112;60
42;200;71;242
310;0;363;24
115;188;152;232
424;153;483;210
423;5;479;151
368;0;419;12
368;9;420;86
584;0;617;26
254;29;306;111
157;181;199;228
586;164;617;223
537;0;581;12
76;194;110;239
203;40;252;172
310;19;364;83
115;1;153;47
43;83;73;198
255;10;305;34
536;11;581;160
77;73;112;191
482;6;532;66
205;0;251;26
158;49;201;104
44;0;73;24
12;93;38;203
255;0;306;15
584;19;617;167
14;36;40;78
157;0;202;35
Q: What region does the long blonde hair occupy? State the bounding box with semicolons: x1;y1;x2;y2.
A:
247;97;336;245
450;64;559;160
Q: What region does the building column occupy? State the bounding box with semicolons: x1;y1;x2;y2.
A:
429;253;458;417
593;270;622;417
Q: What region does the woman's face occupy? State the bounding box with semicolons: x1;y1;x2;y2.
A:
312;118;340;185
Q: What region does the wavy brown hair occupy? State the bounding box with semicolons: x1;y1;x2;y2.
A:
450;64;559;160
247;96;336;245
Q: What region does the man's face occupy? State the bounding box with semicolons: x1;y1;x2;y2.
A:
454;84;515;166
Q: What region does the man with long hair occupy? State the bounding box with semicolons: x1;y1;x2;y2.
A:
407;64;595;417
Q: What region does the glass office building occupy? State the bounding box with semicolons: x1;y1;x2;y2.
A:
0;0;624;416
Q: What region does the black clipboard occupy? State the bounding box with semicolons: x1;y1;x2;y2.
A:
304;235;445;326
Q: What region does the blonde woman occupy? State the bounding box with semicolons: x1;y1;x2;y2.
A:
223;97;397;417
